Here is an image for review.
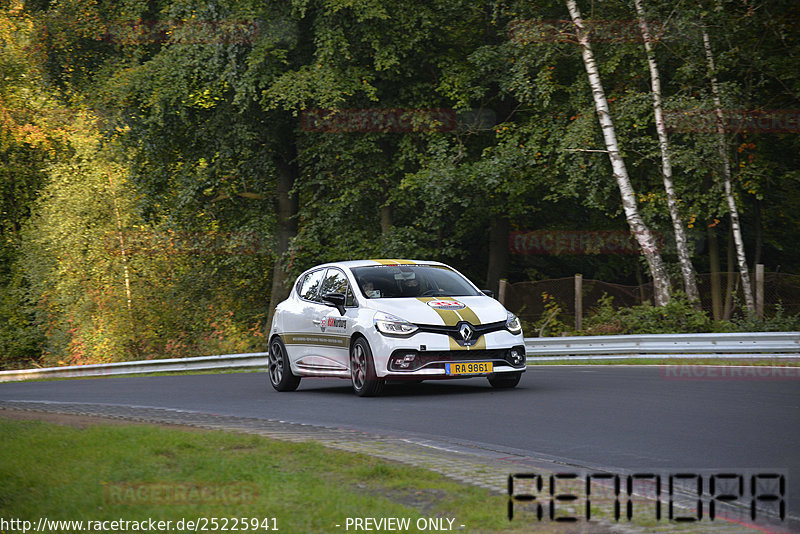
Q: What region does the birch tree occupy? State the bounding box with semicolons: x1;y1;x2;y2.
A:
699;14;755;312
633;0;700;303
566;0;671;306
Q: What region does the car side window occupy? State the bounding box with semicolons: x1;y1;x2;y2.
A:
319;269;356;307
299;269;326;302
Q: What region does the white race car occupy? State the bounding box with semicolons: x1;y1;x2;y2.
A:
268;259;526;396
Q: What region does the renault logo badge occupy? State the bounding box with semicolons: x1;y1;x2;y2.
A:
459;323;473;341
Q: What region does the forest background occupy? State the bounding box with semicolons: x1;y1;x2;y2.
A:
1;0;798;369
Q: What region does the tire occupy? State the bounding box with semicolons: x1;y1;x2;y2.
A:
268;337;301;392
488;371;522;389
350;337;385;397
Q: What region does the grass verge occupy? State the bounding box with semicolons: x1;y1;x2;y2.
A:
1;416;579;533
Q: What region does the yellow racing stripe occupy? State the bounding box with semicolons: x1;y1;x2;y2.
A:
419;297;487;350
370;259;416;265
417;297;460;326
455;306;480;326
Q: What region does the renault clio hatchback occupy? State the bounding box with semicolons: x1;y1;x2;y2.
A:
268;259;526;396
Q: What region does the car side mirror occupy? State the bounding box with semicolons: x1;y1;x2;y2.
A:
322;292;346;315
481;289;495;299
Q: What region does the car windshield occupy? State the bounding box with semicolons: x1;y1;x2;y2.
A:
351;265;482;299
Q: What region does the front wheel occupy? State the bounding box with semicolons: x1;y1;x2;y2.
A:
269;337;301;392
350;337;385;397
488;371;522;389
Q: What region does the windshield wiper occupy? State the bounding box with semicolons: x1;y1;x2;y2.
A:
420;290;450;297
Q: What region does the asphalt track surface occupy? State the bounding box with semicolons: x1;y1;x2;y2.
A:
2;366;799;528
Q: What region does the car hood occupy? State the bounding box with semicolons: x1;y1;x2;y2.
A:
367;296;509;326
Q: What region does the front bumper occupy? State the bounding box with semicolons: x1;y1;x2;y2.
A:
367;328;526;378
387;346;526;373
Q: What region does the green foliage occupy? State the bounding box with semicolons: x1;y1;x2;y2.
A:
19;114;268;365
576;295;624;336
582;294;713;335
579;294;800;335
0;249;44;368
532;292;570;337
2;0;800;366
729;303;800;333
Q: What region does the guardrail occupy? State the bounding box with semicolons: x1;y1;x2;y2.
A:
0;352;268;382
524;332;800;360
1;332;798;382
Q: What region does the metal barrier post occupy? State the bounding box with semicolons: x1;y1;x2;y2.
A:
575;274;583;331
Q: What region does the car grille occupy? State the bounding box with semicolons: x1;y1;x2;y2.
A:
415;320;507;340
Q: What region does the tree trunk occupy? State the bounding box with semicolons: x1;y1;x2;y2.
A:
634;0;699;304
380;204;392;236
700;18;755;312
708;225;722;320
486;216;509;295
266;148;299;332
566;0;670;306
752;197;762;272
108;172;132;312
723;225;735;320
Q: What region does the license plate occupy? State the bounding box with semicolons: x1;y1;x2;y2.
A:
446;362;493;375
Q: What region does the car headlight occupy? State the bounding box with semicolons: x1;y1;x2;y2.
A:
506;312;522;335
374;311;419;337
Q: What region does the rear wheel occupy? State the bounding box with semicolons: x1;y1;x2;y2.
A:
269;337;301;392
350;337;385;397
488;371;521;389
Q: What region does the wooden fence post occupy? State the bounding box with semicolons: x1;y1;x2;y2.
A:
755;264;764;318
498;278;509;306
575;274;583;331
